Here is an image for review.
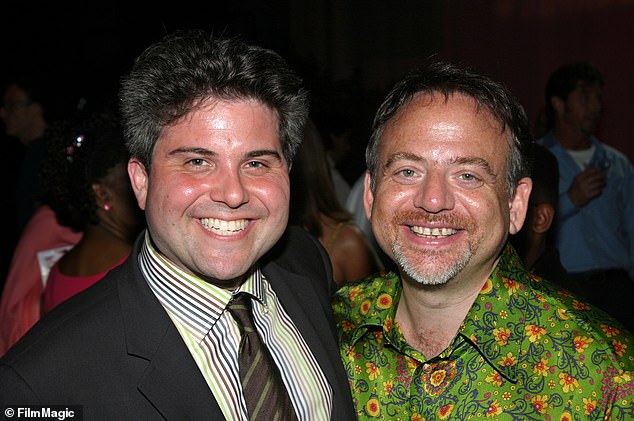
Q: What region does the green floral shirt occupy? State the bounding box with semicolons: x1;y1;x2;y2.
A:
333;244;634;420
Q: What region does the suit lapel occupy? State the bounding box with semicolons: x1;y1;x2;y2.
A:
116;242;221;419
136;327;220;419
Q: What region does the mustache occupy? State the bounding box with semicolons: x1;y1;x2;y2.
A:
392;211;477;232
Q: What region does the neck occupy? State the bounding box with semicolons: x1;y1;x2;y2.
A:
396;274;483;359
58;224;133;277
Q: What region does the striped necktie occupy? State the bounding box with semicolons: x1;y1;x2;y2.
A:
228;293;299;421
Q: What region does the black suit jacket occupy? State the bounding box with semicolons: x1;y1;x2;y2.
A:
0;227;355;420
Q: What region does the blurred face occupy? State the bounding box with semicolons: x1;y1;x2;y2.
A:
128;99;289;289
558;81;603;136
364;92;530;287
0;84;33;141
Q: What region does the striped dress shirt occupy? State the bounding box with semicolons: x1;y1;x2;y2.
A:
139;233;332;420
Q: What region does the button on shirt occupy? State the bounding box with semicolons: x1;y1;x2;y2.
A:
140;233;332;420
333;244;634;420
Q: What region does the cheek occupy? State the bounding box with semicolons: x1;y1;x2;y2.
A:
373;184;415;214
145;174;194;213
181;186;197;200
265;182;291;211
460;193;481;209
256;173;291;205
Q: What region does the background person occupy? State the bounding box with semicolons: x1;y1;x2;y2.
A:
0;75;73;287
289;119;382;285
538;61;634;330
42;112;145;312
509;143;570;285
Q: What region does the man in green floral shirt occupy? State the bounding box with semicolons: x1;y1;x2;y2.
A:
333;61;634;420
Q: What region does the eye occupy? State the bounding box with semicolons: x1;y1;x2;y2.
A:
246;160;265;168
456;171;485;188
390;167;420;185
187;158;207;167
460;172;479;181
398;168;416;177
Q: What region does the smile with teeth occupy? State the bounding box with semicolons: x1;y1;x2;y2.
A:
201;218;249;236
410;226;457;238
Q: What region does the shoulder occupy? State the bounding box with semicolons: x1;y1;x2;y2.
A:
599;142;633;166
266;226;328;263
333;272;399;320
496;246;634;368
1;273;120;366
325;222;363;250
338;223;370;245
332;272;399;349
262;226;333;281
536;131;557;148
18;206;81;250
523;272;634;369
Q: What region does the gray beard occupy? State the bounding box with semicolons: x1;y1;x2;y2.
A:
393;242;472;286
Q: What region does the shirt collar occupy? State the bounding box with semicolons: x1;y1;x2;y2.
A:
140;231;267;339
344;244;530;382
459;244;533;382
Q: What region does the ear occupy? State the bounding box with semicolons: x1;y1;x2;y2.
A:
509;177;532;235
363;171;374;222
92;182;111;209
531;203;555;234
128;158;149;210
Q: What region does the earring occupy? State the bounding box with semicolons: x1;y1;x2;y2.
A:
104;204;111;212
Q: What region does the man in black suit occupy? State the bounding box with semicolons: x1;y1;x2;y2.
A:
0;30;355;421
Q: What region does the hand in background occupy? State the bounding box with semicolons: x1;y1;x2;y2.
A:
568;166;607;207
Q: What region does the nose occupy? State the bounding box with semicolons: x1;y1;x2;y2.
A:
412;171;454;213
209;168;249;208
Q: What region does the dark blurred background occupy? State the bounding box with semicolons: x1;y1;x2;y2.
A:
2;0;633;179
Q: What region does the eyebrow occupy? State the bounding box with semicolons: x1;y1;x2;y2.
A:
385;152;421;169
453;156;497;179
247;149;283;160
168;147;283;160
169;147;215;157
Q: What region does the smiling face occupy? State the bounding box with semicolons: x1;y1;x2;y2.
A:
364;92;530;287
128;99;289;289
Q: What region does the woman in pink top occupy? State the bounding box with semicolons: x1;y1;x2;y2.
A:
44;256;127;312
41;112;144;312
0;205;82;355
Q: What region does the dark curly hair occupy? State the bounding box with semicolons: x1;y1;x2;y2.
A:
39;112;130;232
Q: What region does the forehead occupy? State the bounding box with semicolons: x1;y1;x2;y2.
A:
158;98;283;152
376;92;511;175
572;80;603;94
174;98;279;132
381;92;507;148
